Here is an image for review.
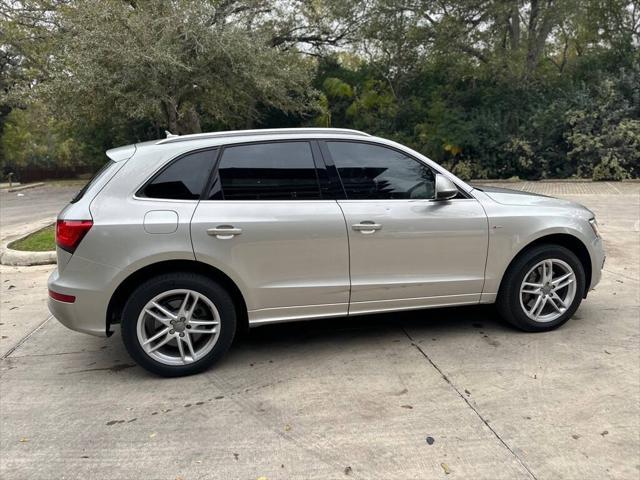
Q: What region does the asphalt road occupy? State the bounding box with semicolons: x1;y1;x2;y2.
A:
1;181;638;479
0;183;83;238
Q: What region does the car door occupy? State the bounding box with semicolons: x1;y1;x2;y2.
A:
191;140;350;324
321;140;489;315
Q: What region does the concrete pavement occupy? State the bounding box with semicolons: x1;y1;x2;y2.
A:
0;182;83;239
0;182;638;479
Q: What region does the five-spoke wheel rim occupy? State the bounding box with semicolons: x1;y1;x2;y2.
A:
137;289;221;366
519;259;577;323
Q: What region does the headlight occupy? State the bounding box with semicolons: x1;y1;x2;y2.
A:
589;218;600;238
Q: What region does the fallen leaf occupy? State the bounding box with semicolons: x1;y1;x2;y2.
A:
400;405;413;409
256;477;269;480
441;462;451;475
344;466;352;475
601;430;609;437
19;438;28;443
149;432;157;438
284;424;291;432
426;436;435;445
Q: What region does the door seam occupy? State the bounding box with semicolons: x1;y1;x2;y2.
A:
475;197;491;299
335;200;352;314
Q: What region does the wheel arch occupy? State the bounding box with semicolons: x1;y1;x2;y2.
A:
106;259;248;336
497;233;592;299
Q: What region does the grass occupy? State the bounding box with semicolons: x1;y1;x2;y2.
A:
8;225;55;252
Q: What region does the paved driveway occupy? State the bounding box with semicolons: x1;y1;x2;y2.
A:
0;183;82;239
1;182;638;479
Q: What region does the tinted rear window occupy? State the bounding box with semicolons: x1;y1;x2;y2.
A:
208;142;321;200
71;160;115;203
142;149;216;200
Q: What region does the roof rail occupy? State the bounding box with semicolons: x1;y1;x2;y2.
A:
156;127;371;145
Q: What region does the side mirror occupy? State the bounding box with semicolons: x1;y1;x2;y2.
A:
435;174;458;200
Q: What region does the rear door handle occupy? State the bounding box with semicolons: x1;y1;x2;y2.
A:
207;225;242;239
352;222;382;234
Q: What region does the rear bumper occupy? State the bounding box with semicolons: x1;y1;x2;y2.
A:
48;297;107;337
47;257;121;337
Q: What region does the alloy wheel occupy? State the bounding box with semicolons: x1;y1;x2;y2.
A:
519;259;577;323
136;289;221;366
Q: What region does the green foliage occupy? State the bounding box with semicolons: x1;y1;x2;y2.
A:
322;78;354;99
1;107;84;170
566;65;640;180
450;160;474;181
346;80;399;134
2;0;639;179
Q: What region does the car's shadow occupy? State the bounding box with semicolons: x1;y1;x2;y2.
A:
235;304;510;349
90;304;512;379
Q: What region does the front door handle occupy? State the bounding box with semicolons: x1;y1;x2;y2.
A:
352;222;382;234
207;225;242;239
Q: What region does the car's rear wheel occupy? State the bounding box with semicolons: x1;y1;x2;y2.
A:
497;245;586;332
121;272;236;377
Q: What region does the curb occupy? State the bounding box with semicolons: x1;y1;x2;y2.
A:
5;182;45;193
0;246;56;266
0;220;56;266
471;178;640;183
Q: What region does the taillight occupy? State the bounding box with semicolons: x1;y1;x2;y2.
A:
56;219;93;253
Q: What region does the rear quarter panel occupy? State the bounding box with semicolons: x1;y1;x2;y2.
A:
82;146;199;273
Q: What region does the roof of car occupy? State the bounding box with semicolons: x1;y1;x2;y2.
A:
154;127;371;145
106;128;374;162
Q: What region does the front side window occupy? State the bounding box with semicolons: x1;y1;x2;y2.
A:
327;142;436;200
209;142;321;200
142;149;215;200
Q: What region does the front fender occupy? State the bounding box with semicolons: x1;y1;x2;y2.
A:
478;193;599;300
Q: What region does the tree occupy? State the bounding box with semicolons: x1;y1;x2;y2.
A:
1;0;639;179
7;0;320;134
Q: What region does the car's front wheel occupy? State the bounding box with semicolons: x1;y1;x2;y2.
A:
121;272;236;377
497;245;586;332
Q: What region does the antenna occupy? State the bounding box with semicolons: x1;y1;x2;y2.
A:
165;130;179;139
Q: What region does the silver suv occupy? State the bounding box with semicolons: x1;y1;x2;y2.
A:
48;128;605;376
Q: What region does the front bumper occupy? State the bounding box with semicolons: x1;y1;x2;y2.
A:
588;236;605;291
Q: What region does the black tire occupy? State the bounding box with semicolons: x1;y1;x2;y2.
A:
121;272;236;377
497;244;585;332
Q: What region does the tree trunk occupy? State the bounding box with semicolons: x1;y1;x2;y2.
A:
525;0;556;78
177;105;202;134
509;1;520;51
162;98;178;134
